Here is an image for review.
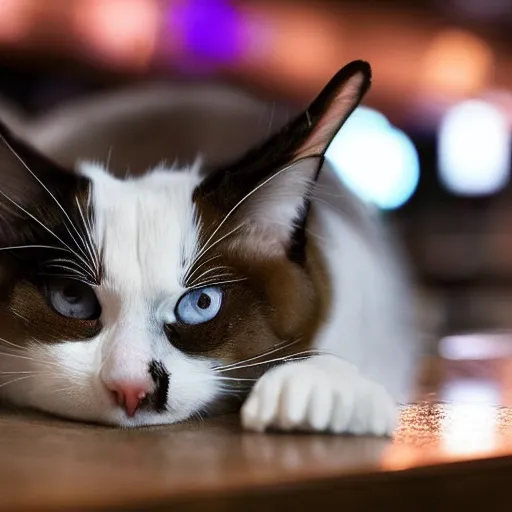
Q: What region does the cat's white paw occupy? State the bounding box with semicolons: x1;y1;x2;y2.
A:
241;355;397;436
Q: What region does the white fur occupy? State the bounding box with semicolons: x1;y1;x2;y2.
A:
0;161;417;433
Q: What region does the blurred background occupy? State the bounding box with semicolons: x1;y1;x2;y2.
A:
1;0;512;361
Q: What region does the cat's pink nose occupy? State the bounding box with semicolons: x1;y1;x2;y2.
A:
107;381;150;417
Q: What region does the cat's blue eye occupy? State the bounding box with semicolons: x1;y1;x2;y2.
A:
46;279;101;320
175;287;223;325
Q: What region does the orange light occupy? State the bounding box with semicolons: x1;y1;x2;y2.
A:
420;29;493;99
74;0;159;70
241;4;343;91
0;0;32;43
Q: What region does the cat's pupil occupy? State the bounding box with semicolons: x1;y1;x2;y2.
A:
197;293;211;310
62;284;82;303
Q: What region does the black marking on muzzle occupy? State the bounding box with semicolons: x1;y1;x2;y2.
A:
148;360;169;413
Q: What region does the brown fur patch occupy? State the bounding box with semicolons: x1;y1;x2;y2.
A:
176;194;332;378
3;280;101;343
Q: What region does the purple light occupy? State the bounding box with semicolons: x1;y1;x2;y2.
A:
166;0;246;65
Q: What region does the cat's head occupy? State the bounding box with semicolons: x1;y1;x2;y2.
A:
0;61;370;426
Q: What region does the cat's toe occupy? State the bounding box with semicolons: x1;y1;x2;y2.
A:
345;380;398;436
274;371;315;430
328;384;356;433
240;388;264;432
241;362;317;432
241;362;335;433
304;380;335;431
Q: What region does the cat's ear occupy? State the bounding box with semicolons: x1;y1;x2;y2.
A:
0;120;84;245
194;60;371;256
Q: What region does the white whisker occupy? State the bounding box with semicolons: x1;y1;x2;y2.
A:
216;386;251;395
0;187;95;277
0;337;28;352
185;255;221;284
213;376;258;382
188;223;244;277
0;350;62;369
35;273;95;286
215;350;325;373
0;134;96;271
188;265;233;287
213;339;301;371
42;257;91;271
0;244;67;252
0;370;42;375
190;273;237;289
46;384;78;396
41;257;94;277
0;374;41;390
11;309;30;324
188;277;247;290
42;263;90;279
75;194;99;271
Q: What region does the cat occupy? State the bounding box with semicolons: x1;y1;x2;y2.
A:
0;60;418;434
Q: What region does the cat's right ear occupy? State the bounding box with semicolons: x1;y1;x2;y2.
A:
194;61;371;258
0;120;87;245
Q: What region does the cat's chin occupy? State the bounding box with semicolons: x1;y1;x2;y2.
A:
108;411;198;429
24;403;199;428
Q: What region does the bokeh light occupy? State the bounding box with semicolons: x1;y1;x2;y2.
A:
0;0;32;43
242;4;342;91
440;333;512;360
441;379;499;456
438;100;511;196
74;0;159;70
421;29;493;99
165;0;247;66
326;107;420;210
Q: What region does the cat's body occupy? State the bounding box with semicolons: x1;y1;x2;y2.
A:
243;163;417;434
0;61;418;434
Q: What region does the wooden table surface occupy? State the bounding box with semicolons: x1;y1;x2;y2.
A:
2;355;512;511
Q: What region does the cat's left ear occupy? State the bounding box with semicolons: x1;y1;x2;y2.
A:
195;60;371;255
0;120;87;246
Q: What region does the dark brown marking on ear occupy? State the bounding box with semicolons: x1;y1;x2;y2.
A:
286;163;321;266
0;120;92;246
